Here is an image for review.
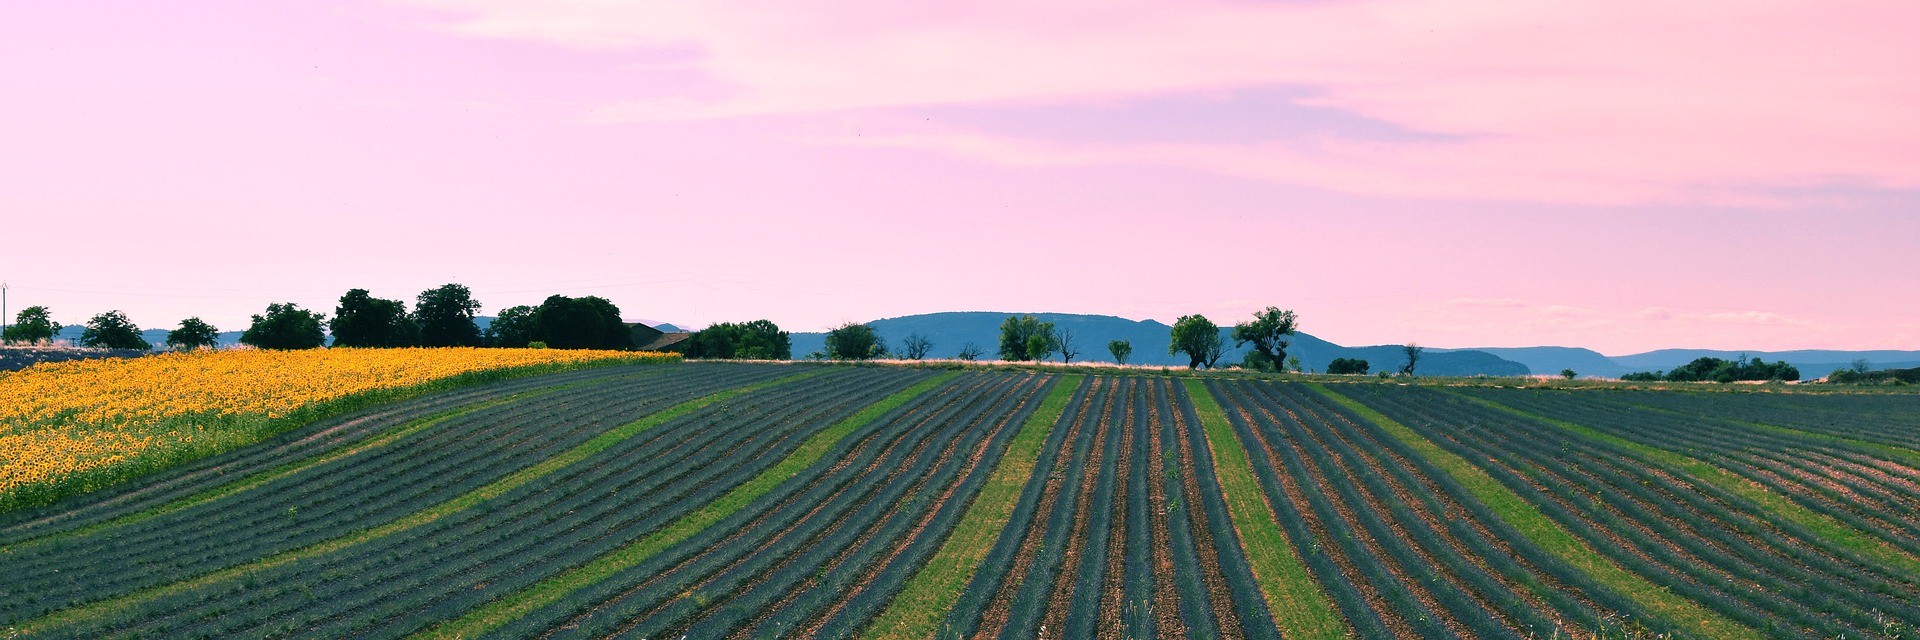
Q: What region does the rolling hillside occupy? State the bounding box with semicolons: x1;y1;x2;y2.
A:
790;312;1532;376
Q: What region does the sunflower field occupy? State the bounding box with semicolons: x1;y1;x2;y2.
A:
0;347;679;512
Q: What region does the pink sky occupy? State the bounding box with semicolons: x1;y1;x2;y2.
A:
3;1;1916;355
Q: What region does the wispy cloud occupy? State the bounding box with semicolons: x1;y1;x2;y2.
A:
402;0;1920;203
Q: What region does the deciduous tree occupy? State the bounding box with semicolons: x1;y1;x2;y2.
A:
1327;358;1369;375
825;322;886;360
901;332;933;360
1108;339;1132;365
688;320;791;359
242;303;326;350
1231;307;1297;373
955;341;985;361
2;306;60;345
80;310;151;350
166;317;220;351
1400;343;1423;376
1056;328;1079;363
1169;314;1223;369
330;289;419;348
997;314;1055;361
414;284;482;347
532;295;631;350
485;305;538;348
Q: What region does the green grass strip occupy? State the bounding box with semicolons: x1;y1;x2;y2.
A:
1186;379;1349;640
859;375;1081;640
1;373;652;552
1307;383;1761;640
415;370;964;639
16;368;825;636
1454;392;1920;578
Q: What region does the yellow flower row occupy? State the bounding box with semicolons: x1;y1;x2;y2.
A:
0;347;677;507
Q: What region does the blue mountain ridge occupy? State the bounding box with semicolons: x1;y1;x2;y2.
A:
788;312;1530;376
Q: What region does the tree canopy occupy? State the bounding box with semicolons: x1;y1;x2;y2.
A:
1169;314;1224;369
1622;356;1799;383
1327;357;1369;375
330;289;419;348
1108;339;1133;365
997;315;1056;362
80;310;151;350
530;295;631;350
1231;307;1297;373
485;305;538;348
166;317;220;351
241;303;327;350
825;322;886;360
2;306;60;345
414;284;482;348
688;320;791;359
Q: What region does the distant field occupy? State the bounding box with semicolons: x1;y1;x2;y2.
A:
3;363;1918;638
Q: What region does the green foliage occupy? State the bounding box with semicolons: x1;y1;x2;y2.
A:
1826;366;1920;385
80;310;151;350
241;303;326;350
2;305;60;345
1108;339;1133;365
1168;314;1224;369
330;289;420;348
166;317;220;351
1560;368;1578;380
485;305;538;348
1400;343;1423;376
1327;357;1370;375
530;295;632;350
825;322;886;360
687;320;791;359
1623;355;1800;383
414;283;483;347
996;314;1056;361
1025;333;1054;362
526;341;548;349
1231;307;1298;372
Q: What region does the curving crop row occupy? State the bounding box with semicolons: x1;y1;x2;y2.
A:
0;364;680;544
497;372;1033;638
1350;384;1920;637
4;364;815;633
0;365;773;626
63;367;925;639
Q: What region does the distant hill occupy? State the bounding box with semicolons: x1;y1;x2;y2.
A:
790;312;1532;376
1435;346;1632;379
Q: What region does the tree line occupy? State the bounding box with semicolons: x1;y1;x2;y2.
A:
1;284;643;352
1620;355;1801;383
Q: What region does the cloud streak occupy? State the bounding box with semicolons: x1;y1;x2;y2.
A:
404;0;1920;203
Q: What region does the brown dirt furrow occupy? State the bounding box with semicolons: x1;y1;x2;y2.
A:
1037;378;1116;638
1803;450;1920;505
792;376;1048;638
586;376;1001;637
1144;382;1188;640
1308;394;1605;639
1279;394;1527;637
1256;394;1462;638
1165;380;1247;639
1097;378;1135;640
972;378;1105;639
714;379;1019;640
1235;387;1411;638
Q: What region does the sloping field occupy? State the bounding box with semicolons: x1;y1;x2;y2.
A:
3;364;1918;638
